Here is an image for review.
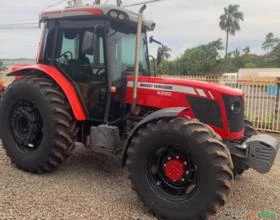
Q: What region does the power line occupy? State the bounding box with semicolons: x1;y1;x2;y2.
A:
0;23;38;30
123;0;166;7
44;0;66;10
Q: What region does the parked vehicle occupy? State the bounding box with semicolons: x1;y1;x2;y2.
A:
0;4;279;220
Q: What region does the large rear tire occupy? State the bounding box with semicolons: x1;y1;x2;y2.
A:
0;75;78;173
126;117;233;220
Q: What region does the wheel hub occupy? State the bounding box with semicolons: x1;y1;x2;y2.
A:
164;159;187;182
10;100;43;151
148;146;198;200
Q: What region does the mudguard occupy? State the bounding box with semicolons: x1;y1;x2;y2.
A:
7;64;86;121
121;107;188;165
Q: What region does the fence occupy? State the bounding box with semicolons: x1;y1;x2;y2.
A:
161;75;280;133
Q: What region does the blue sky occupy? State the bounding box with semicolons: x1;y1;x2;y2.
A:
0;0;280;59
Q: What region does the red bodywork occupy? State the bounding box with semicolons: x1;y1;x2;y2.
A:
10;64;86;121
9;64;244;139
126;76;244;140
39;8;103;22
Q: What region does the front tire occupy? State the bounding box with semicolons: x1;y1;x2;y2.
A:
127;117;233;220
0;75;78;173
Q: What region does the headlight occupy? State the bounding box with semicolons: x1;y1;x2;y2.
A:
108;10;128;21
109;10;118;18
230;100;241;114
118;13;125;20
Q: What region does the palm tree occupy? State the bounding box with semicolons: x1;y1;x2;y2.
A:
156;45;171;65
243;46;250;54
219;4;244;57
262;33;280;52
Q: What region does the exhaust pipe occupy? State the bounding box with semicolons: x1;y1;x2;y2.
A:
131;4;146;114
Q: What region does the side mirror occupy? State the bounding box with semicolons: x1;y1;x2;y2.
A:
149;35;163;46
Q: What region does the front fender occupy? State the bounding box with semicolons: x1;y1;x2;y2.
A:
7;64;86;121
121;107;188;166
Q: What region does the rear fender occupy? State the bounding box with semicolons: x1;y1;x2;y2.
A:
7;64;87;121
121;107;188;166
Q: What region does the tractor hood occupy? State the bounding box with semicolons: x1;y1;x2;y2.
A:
126;75;244;140
126;76;243;98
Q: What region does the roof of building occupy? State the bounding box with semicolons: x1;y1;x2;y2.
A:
39;4;156;31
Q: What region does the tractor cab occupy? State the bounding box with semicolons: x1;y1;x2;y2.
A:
38;5;155;120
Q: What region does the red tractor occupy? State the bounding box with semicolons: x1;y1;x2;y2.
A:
0;4;279;220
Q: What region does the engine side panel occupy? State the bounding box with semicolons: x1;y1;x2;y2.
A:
125;76;244;140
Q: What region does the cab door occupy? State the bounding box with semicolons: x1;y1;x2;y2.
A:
54;25;108;120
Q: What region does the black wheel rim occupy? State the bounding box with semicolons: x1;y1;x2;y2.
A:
147;146;198;201
9;100;43;152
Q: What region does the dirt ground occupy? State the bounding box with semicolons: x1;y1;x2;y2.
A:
0;139;279;220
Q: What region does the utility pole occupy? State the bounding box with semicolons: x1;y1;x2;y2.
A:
74;0;83;5
68;0;83;6
117;0;122;6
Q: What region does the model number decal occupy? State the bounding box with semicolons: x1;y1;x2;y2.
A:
156;91;172;96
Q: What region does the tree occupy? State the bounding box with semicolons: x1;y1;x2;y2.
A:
178;39;224;75
219;4;244;57
156;45;171;65
0;60;7;71
262;33;280;52
243;46;250;54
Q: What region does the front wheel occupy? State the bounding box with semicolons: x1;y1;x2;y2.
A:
126;117;233;220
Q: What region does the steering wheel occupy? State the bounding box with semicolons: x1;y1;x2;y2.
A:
56;51;73;65
60;51;73;59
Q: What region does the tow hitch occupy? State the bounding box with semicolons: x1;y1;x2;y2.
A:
228;134;279;173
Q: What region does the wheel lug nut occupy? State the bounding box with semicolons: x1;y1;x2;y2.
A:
164;163;166;167
157;181;161;185
184;161;187;165
168;157;171;160
176;156;179;159
181;178;185;182
186;171;189;175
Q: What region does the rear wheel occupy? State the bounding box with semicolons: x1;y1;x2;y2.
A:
127;117;233;220
0;75;78;173
232;119;257;176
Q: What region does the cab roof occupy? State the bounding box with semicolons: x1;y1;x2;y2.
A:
39;4;156;31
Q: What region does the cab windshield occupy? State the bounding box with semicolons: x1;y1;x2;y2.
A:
106;28;149;82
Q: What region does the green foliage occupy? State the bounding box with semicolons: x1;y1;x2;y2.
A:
244;62;257;68
157;39;224;75
155;35;280;75
219;4;244;56
262;33;280;67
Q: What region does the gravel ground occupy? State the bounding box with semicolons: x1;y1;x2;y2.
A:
0;139;279;220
